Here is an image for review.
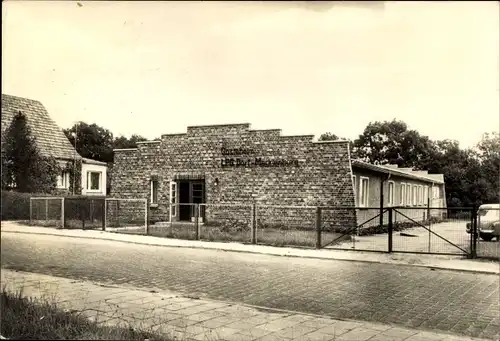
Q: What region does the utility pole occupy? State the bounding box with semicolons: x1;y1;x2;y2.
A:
72;122;79;195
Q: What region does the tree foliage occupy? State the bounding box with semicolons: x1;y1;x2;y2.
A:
323;120;499;207
1;112;58;193
64;123;114;163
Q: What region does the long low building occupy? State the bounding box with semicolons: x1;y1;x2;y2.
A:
111;123;446;231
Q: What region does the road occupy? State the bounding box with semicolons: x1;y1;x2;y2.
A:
1;232;499;340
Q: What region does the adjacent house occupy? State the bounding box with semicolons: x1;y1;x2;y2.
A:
1;94;107;196
111;123;447;229
351;160;447;227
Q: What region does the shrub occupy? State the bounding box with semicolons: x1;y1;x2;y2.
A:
1;191;32;220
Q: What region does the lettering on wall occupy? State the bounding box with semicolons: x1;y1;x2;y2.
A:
220;148;300;168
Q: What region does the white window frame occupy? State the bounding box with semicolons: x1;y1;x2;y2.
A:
86;171;102;192
406;184;412;206
388;181;395;206
424;186;429;206
413;185;418;206
57;170;70;189
169;181;177;220
359;176;369;208
418;185;424;205
400;183;406;206
150;179;159;206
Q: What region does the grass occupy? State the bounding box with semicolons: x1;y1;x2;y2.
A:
115;223;350;248
0;288;174;340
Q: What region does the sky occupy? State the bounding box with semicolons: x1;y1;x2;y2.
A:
2;1;499;148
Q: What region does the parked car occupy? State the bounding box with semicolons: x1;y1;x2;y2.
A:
466;204;500;241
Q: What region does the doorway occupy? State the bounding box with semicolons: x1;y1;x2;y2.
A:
176;180;205;222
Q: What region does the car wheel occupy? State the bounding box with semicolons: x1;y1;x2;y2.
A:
480;234;493;242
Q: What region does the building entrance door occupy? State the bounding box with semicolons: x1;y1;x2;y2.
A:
177;180;205;222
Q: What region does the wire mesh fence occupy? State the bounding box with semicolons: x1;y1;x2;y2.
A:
104;198;147;231
29;197;64;228
25;196;496;259
64;197;105;230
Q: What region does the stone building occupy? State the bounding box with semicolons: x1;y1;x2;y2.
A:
112;123;356;230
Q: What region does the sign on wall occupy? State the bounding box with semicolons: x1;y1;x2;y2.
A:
220;147;300;168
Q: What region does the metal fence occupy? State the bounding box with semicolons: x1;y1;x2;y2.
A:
27;197;499;259
29;196;147;231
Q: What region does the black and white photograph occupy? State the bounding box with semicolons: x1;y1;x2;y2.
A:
1;1;499;340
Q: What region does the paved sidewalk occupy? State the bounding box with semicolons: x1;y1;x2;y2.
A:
0;269;490;341
2;222;498;275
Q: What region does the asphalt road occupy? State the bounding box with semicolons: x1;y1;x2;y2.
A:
1;232;499;340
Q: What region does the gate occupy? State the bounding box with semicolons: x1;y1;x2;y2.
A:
318;206;476;257
391;207;473;257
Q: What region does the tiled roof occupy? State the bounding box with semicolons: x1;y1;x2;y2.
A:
1;94;81;161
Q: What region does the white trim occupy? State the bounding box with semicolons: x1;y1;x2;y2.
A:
388;180;395;206
418;185;424;205
400;182;406;206
150;179;159;205
413;185;418;206
169;181;177;221
359;176;369;208
406;184;412;206
86;171;102;192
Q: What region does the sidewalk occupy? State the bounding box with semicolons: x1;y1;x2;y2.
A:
1;221;498;275
0;269;490;341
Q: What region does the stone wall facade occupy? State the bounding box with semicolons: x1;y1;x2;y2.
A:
112;124;357;230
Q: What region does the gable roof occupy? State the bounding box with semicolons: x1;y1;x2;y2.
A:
1;94;81;161
351;159;445;184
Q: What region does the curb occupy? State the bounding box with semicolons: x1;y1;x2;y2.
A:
2;229;499;276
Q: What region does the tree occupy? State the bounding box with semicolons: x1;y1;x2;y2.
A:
64;123;114;163
475;132;500;204
113;134;148;150
318;132;339;141
2;112;58;193
351;119;435;168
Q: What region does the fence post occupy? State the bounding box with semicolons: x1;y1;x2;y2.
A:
194;204;200;240
45;198;48;221
29;198;33;225
102;199;106;231
251;203;257;244
61;198;65;229
145;198;150;235
316;206;322;249
103;198;107;230
117;200;120;228
388;208;393;253
379;179;384;228
471;205;478;259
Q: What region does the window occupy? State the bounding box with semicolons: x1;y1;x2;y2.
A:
423;186;429;205
57;171;70;189
406;184;412;206
419;185;424;205
432;186;439;199
388;181;395;206
359;177;369;207
86;171;101;191
150;180;159;205
413;185;418;206
400;183;406;205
